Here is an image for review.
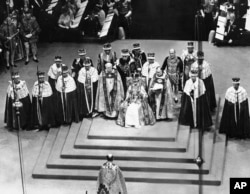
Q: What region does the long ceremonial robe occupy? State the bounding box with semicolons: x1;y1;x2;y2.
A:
161;56;183;92
149;72;174;120
47;63;66;93
191;60;217;111
31;81;55;129
77;67;98;117
179;78;212;129
116;57;136;94
55;75;79;124
97;51;117;74
131;50;147;69
95;69;124;118
219;86;250;138
4;80;31;129
141;61;160;88
117;80;155;127
71;57;94;80
97;162;127;194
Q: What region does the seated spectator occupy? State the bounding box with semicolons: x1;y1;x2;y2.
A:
114;0;132;39
83;4;106;36
58;6;74;29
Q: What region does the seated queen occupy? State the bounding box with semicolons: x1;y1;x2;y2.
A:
116;73;156;128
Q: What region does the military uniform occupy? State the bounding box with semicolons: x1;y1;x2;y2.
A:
19;10;41;64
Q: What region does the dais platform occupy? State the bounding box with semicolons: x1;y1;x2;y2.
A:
32;96;227;186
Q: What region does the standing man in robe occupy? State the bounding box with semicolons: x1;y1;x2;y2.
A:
97;154;127;194
77;57;99;118
149;67;174;121
95;62;124;118
116;48;135;94
191;51;217;112
71;49;93;81
31;71;55;131
141;53;160;89
47;56;65;93
4;72;31;130
131;43;147;70
181;42;197;86
179;69;212;129
55;66;79;125
97;42;117;74
219;78;250;139
161;48;183;103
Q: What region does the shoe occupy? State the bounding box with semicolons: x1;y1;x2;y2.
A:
92;112;99;118
174;97;178;103
6;66;10;70
25;60;29;65
33;58;39;63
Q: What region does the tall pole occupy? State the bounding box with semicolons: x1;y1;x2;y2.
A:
194;2;204;194
6;1;27;194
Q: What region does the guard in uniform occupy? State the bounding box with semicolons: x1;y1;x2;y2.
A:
31;71;55;130
71;49;93;81
161;48;183;102
4;72;31;130
19;9;41;65
0;17;18;69
97;43;117;74
77;57;99;118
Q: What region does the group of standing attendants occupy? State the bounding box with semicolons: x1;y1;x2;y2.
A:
0;8;41;69
4;41;250;139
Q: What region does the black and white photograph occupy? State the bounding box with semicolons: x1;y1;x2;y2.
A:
1;0;250;194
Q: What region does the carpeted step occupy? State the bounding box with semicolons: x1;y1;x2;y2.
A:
73;119;190;152
87;117;178;141
46;125;214;174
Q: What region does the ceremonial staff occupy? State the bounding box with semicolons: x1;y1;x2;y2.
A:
61;65;67;122
194;1;204;194
6;1;27;194
37;65;43;126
